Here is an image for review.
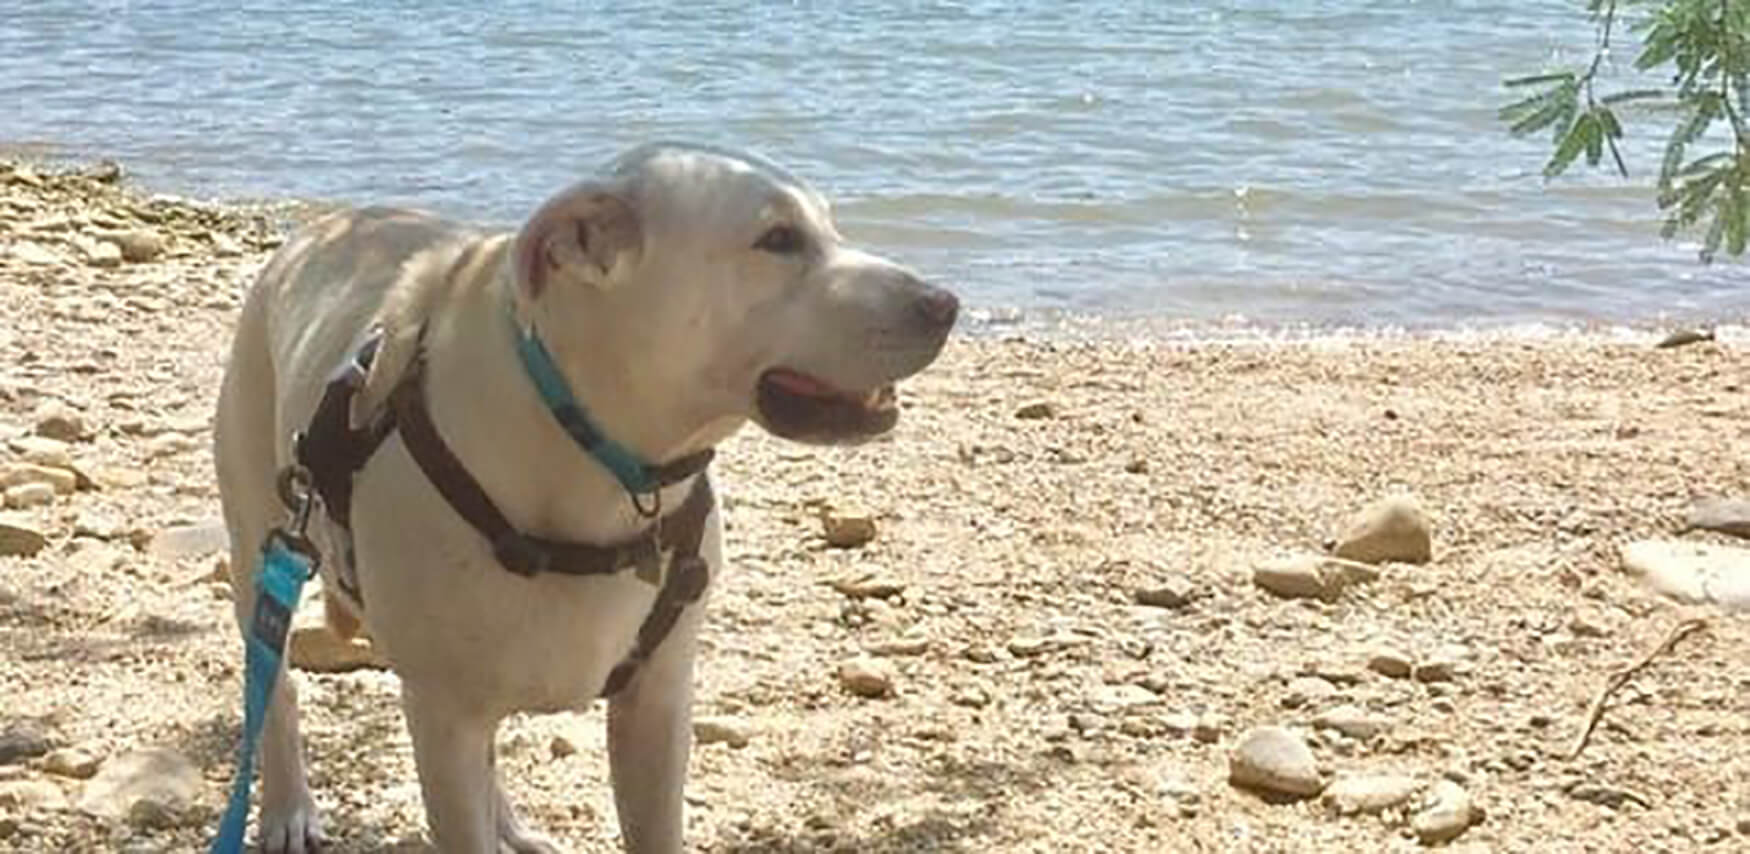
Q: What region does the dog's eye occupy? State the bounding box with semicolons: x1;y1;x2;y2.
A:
753;225;806;255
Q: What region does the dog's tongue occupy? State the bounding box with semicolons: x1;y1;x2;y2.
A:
765;369;839;398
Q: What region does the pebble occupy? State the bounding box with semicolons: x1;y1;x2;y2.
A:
147;520;229;558
145;432;197;459
103;228;164;263
1367;648;1414;679
820;509;877;548
1655;327;1714;348
79;236;123;268
9;240;60;265
1321;774;1421;815
1620;539;1750;613
1685;497;1750;540
827;572;904;599
9;436;73;469
1332;495;1433;565
1192;712;1227;744
1093;684;1159;710
548;734;578;759
1282;676;1339;709
1411;779;1478;844
1567;782;1652;810
0;463;78;495
864;636;931;657
1252;555;1375;601
0;779;67;812
41;747;100;779
1228;726;1324;797
32;402;88;442
1134;576;1200;609
1014;401;1057;419
0;518;48;557
1313;704;1392;740
77;749;201;823
949;684;991;708
0;728;54;764
692;716;752;748
288;625;387;672
3;483;55;509
836;657;894;698
1413;660;1459;684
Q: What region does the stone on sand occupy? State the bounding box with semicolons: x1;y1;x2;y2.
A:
1333;495;1433;565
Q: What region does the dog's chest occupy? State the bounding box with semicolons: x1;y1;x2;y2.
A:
342;444;704;713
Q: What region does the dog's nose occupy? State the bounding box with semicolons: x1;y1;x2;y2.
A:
910;284;959;331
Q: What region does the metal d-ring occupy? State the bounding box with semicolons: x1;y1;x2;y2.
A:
630;485;662;520
275;463;316;537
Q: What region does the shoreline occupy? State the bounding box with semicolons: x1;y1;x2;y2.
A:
3;154;1749;851
5;151;1746;342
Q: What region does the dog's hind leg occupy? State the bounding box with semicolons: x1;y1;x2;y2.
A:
401;685;500;852
215;298;323;854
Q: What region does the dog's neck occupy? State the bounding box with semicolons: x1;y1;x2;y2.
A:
409;244;736;539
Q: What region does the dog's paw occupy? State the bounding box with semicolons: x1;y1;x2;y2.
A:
259;791;324;854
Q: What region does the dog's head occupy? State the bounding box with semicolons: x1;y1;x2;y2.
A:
509;142;957;451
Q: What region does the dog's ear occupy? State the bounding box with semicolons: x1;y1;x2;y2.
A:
512;182;642;297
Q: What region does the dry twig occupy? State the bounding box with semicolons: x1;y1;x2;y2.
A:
1568;617;1710;760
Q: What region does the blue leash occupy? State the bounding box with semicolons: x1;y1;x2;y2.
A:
211;469;320;854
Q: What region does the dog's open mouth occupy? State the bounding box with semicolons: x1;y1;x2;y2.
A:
755;368;900;443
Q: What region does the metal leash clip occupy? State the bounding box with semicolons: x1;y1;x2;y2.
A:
271;462;321;576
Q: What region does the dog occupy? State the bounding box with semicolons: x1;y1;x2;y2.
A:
213;142;958;853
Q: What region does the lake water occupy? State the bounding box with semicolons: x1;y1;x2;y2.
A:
4;0;1746;332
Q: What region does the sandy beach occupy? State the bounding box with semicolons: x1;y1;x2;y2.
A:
2;160;1747;852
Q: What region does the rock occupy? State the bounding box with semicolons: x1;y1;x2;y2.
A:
0;779;67;812
1093;684;1159;710
211;232;242;257
9;241;61;265
1655;328;1714;349
1737;815;1750;836
836;657;894;698
1;463;78;495
1686;497;1750;540
1367;649;1414;679
0;518;48;557
949;684;991;708
4;483;55;509
548;734;578;759
1567;782;1652;810
288;625;386;672
1322;774;1421;816
1014;401;1057;420
820;509;877;548
1134;576;1199;609
32;403;87;442
9;436;72;470
1411;779;1478;844
827;572;904;599
145;432;196;459
1228;726;1323;797
102;229;164;263
1412;660;1459;684
0;729;54;765
1313;704;1392;740
1282;676;1338;709
40;748;100;780
1332;495;1433;565
864;636;931;657
79;237;123;268
692;716;752;748
76;749;201;822
1252;555;1372;601
147;521;229;558
1620;539;1750;613
1193;713;1227;744
84;160;123;183
91;466;149;490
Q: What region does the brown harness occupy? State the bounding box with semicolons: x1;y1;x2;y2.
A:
294;331;715;697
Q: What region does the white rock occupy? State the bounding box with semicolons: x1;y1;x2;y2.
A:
0;779;68;812
77;749;201;822
1253;555;1378;601
692;716;752;748
1620;539;1750;613
4;483;55;509
1093;684;1159;710
9;241;62;266
8;436;72;469
1411;779;1478;844
1322;774;1421;815
1333;495;1433;565
1228;726;1323;797
0;463;77;495
1313;704;1392;740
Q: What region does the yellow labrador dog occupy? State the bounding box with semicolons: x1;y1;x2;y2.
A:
214;142;957;853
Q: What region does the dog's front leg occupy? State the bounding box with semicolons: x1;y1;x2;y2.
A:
606;615;703;854
402;685;499;852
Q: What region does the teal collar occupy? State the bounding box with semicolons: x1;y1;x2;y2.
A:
509;312;713;507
